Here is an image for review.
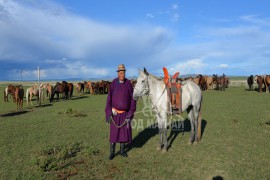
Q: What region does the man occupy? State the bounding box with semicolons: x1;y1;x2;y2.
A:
105;64;136;160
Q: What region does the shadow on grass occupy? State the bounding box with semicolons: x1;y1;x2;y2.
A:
213;176;223;180
27;103;53;109
126;119;207;152
71;96;89;101
167;119;207;150
0;110;29;117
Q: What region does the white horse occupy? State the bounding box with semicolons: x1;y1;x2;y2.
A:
133;68;203;152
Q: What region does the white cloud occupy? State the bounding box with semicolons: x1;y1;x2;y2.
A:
240;15;270;26
171;13;179;22
146;13;154;18
219;64;228;68
168;59;207;75
171;4;178;10
0;0;174;79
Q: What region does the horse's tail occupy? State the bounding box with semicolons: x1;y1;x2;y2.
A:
26;89;29;106
197;97;203;141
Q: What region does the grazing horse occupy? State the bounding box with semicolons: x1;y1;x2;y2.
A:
133;68;203;152
263;75;270;93
200;75;207;91
247;75;254;91
14;85;24;111
84;81;93;94
42;84;53;100
192;75;201;87
254;75;264;92
76;83;85;96
204;76;214;91
68;83;74;99
26;84;43;106
4;85;16;102
50;82;69;102
213;74;226;91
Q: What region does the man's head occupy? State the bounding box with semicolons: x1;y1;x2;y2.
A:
117;64;126;81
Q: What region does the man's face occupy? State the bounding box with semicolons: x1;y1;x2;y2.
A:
118;71;125;81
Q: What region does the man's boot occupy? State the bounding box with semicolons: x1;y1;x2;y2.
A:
119;143;128;157
109;143;116;160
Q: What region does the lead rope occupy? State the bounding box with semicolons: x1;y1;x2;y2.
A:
107;114;133;142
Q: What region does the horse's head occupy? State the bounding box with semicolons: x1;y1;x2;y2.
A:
133;67;150;100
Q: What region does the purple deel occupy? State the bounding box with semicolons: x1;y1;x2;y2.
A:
105;78;136;143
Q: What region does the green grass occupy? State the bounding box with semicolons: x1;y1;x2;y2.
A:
0;85;269;179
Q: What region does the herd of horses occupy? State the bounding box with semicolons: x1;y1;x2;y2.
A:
247;75;270;92
3;80;119;111
6;73;270;111
180;74;229;91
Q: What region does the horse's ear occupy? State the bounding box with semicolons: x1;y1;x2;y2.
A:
144;67;149;75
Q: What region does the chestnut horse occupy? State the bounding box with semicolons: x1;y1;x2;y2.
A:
84;81;93;94
50;82;69;102
204;76;214;91
255;75;270;93
68;83;74;99
14;85;24;111
213;74;227;91
4;85;16;102
263;75;270;93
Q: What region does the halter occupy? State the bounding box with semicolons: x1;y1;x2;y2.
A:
134;74;166;115
134;75;150;97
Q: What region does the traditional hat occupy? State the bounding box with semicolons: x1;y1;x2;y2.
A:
117;64;126;72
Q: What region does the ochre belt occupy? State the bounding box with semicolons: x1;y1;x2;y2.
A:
112;107;126;114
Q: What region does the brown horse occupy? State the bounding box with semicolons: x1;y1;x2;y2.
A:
204;76;214;91
254;75;265;92
192;75;201;86
4;85;16;102
14;85;24;111
50;82;69;102
263;75;270;93
68;83;74;99
76;83;85;96
212;74;227;91
84;81;93;94
130;79;137;87
255;75;270;93
41;84;53;100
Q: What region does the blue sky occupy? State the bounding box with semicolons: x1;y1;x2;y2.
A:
0;0;270;80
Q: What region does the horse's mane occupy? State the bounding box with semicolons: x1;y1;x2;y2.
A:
149;73;163;81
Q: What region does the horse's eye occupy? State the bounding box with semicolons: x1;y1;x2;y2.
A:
142;80;145;83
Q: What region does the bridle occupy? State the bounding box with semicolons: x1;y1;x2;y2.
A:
134;74;166;114
134;75;150;97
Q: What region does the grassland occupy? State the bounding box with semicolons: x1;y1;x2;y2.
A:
0;82;269;179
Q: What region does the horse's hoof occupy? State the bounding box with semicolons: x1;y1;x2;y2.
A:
193;141;198;145
162;148;167;153
188;141;193;145
156;146;162;151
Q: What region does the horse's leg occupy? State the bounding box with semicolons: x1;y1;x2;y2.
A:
187;109;195;144
192;108;200;144
156;119;163;151
30;94;33;106
162;125;168;153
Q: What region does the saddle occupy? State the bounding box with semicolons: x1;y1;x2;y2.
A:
163;67;182;114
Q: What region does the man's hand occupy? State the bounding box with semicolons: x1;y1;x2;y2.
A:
112;108;117;116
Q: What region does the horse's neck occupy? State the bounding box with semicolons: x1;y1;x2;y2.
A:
148;76;166;102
